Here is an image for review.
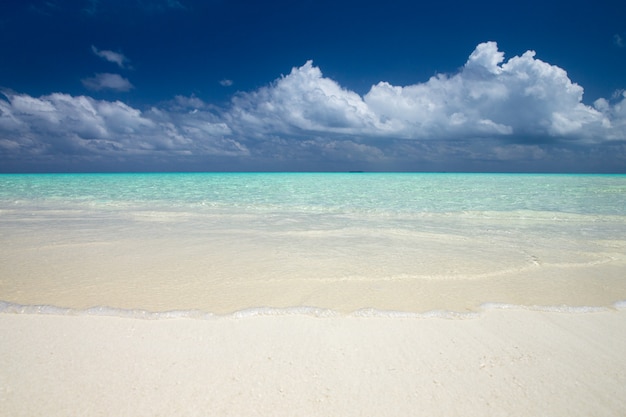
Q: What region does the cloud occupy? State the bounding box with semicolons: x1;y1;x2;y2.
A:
2;42;626;172
0;91;245;164
220;79;234;87
229;42;617;143
228;60;380;137
91;45;130;68
82;73;135;92
614;34;625;48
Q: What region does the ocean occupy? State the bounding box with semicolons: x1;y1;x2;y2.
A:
1;172;625;317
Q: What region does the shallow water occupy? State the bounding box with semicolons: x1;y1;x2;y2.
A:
1;173;625;316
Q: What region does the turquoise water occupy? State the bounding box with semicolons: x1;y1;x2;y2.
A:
1;173;626;315
1;172;625;215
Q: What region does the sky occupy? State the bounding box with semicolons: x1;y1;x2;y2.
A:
1;0;626;172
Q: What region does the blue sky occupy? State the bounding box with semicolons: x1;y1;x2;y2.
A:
1;0;626;172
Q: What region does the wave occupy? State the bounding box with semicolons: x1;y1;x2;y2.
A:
1;300;624;321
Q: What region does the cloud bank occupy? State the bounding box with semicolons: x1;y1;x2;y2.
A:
2;42;625;172
230;42;619;143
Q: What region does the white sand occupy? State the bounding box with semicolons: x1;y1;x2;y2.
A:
1;308;625;417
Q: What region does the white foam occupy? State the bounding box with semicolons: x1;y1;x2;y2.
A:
3;300;624;321
0;301;214;320
479;302;611;314
0;301;342;320
230;306;339;318
350;308;480;319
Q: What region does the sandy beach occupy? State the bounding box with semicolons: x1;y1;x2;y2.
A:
1;307;625;416
2;173;626;416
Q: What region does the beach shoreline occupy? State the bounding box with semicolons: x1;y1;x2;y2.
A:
2;173;626;415
2;308;625;417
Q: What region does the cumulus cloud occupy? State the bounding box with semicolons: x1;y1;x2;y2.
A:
229;42;619;143
82;73;134;92
91;45;130;68
228;60;381;137
2;42;626;172
0;91;246;162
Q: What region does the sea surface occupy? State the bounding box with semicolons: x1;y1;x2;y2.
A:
1;173;626;317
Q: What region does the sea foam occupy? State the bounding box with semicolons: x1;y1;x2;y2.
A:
1;300;623;321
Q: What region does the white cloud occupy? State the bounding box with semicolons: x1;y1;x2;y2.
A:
82;73;134;92
227;42;622;143
593;91;626;140
229;60;381;137
464;41;505;75
91;46;130;68
220;79;234;87
170;95;208;112
2;42;626;171
1;92;152;154
0;92;245;159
